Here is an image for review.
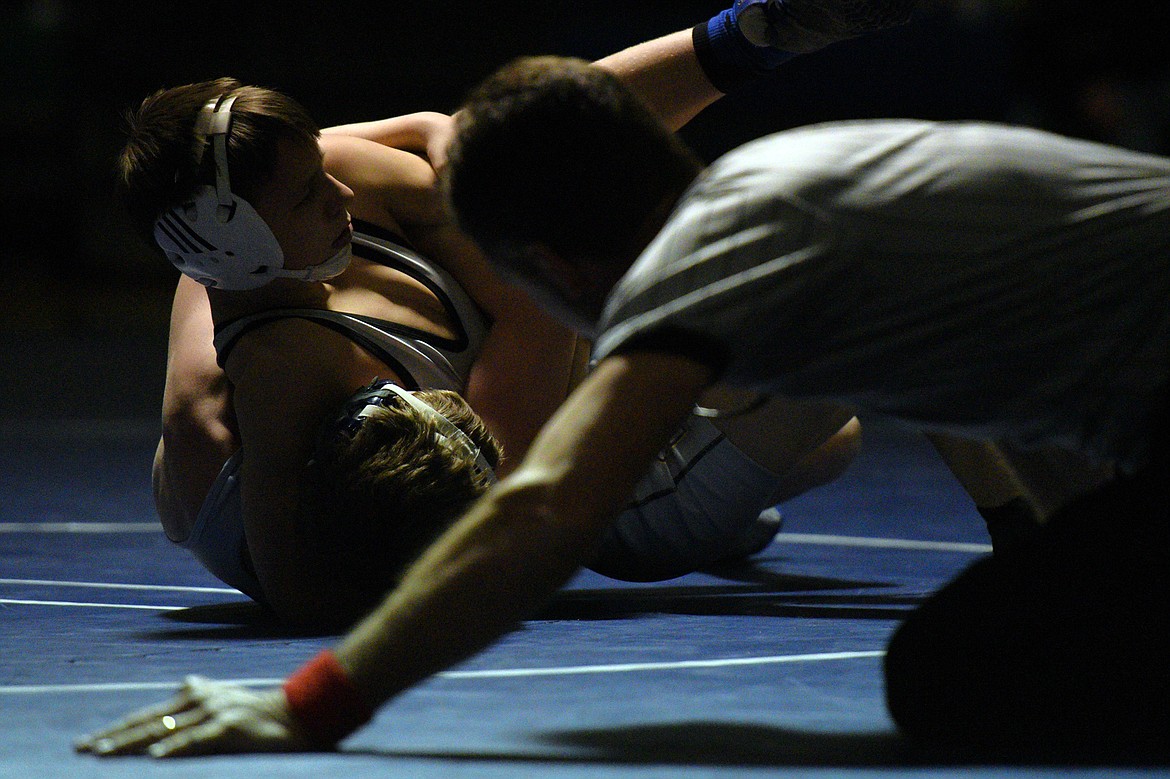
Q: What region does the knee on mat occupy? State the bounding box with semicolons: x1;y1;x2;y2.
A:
884;584;1170;760
881;556;1056;751
883;614;966;745
883;615;1051;754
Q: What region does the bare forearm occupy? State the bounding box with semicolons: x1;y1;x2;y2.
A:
151;420;236;541
593;29;722;132
321;112;451;155
334;477;590;704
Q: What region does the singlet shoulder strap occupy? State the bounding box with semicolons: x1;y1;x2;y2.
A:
212;223;488;389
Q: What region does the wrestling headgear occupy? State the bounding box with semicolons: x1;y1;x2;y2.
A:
152;94;351;290
322;379;497;485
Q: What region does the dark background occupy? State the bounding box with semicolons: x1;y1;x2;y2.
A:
1;0;1167;417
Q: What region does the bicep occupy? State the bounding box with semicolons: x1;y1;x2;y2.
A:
161;276;233;429
321;112;452;159
154;277;238;539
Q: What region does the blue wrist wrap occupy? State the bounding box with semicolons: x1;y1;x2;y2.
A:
693;5;796;93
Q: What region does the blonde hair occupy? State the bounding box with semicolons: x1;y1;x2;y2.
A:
307;388;502;617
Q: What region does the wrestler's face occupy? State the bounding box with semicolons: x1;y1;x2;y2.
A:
250;137;354;273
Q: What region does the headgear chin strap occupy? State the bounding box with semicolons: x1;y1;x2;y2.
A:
328;379;497;485
153;94;351;290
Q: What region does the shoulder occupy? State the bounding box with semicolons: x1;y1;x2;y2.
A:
706;120;941;182
223;316;387;398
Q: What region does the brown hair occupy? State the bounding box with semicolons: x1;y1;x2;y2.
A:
445;56;701;271
306;388;503;618
117;77;320;241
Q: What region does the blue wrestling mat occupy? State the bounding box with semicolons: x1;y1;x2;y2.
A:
1;332;1165;779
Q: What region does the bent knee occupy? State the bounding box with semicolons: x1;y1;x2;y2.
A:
771;417;861;501
819;416;862;478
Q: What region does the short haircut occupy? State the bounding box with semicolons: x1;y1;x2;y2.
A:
117;78;320;243
445;56;701;271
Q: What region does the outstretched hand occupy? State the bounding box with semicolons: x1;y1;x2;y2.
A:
75;676;313;758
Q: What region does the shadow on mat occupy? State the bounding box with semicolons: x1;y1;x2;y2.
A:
138;602;344;639
539;568;919;621
541;721;1170;767
356;722;1169;768
143;588;914;637
143;568;917;635
544;722;910;766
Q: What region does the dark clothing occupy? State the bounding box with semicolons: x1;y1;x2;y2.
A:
885;412;1170;760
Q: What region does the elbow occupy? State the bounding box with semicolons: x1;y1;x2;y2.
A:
160;394;236;451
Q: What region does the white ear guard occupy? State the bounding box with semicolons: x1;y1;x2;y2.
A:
152;95;288;290
332;379;497;485
154;188;288;290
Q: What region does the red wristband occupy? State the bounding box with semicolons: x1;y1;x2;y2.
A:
283;650;374;747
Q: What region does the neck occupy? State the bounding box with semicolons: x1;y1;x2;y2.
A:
206;277;331;323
